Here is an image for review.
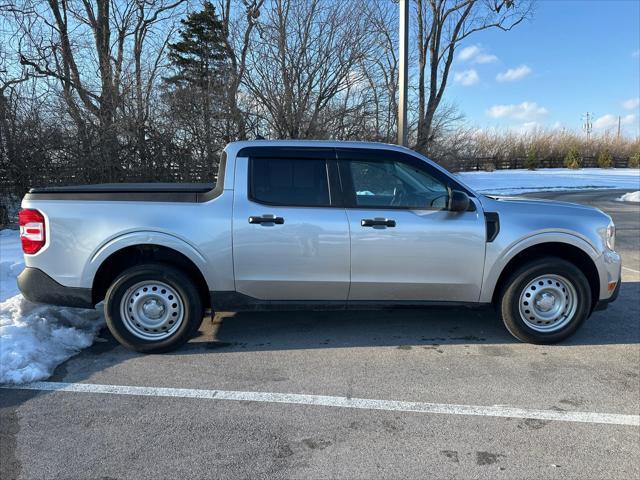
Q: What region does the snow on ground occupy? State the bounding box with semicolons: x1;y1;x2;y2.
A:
618;191;640;203
458;168;640;195
0;230;104;384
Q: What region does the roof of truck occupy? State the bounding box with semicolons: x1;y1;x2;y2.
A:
225;139;417;157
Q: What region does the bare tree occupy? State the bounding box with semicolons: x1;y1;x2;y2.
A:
0;58;29;222
13;0;122;179
358;0;399;142
12;0;187;180
216;0;264;141
415;0;532;151
0;47;31;175
130;0;187;169
244;0;372;138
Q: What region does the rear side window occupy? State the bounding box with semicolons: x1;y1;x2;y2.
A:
250;158;331;207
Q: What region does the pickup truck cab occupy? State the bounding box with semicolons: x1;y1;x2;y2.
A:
18;140;621;352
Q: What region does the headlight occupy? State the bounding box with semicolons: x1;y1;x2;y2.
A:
605;222;615;250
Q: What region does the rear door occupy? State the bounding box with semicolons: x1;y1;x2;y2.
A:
337;148;486;302
232;148;350;301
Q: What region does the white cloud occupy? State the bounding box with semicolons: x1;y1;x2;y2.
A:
496;65;532;82
454;69;480;86
458;44;498;64
475;53;498;64
623;97;640;110
486;101;548;121
593;114;616;129
459;45;481;61
593;113;636;130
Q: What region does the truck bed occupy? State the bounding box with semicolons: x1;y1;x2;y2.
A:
25;183;217;203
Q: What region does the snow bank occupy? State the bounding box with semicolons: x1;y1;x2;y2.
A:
0;297;104;383
0;230;104;384
458;168;640;195
618;191;640;203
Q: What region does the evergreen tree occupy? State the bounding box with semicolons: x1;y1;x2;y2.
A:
597;149;613;168
564;146;582;169
164;2;229;170
525;147;538;170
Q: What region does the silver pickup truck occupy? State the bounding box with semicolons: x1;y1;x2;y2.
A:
18;140;621;352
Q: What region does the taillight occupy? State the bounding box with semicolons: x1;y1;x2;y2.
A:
19;209;46;254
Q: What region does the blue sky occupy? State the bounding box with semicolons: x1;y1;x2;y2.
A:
444;0;640;137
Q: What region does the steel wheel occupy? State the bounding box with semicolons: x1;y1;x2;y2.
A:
518;274;578;333
120;280;185;340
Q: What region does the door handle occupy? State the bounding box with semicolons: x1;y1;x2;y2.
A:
248;215;285;225
361;218;396;227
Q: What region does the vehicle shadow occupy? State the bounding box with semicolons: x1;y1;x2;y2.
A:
7;281;639;386
175;280;640;353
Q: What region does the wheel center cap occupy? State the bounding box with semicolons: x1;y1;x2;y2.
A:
142;299;165;319
536;293;555;312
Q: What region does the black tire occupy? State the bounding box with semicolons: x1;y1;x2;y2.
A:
499;257;592;344
104;263;203;353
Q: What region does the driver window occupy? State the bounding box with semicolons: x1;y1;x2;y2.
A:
348;159;449;209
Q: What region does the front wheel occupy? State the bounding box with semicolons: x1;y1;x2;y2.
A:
499;257;592;344
104;263;203;353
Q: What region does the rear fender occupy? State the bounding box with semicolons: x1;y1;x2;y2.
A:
82;231;212;290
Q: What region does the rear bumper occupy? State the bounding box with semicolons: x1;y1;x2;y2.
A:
18;267;94;308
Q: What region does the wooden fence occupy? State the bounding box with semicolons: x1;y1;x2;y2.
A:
450;156;631;172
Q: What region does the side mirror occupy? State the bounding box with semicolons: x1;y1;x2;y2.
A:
448;189;470;212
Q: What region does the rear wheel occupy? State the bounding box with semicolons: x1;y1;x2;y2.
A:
104;263;203;353
499;257;592;344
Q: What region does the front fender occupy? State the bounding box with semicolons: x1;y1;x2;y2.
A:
82;230;212;290
479;231;600;303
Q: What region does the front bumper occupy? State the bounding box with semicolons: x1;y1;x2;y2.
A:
18;267;94;308
594;276;621;311
593;251;622;311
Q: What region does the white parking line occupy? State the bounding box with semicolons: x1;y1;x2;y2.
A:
4;381;639;427
622;266;640;274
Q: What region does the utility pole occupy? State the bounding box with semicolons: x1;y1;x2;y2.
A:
617;115;621;140
582;112;593;141
397;0;409;146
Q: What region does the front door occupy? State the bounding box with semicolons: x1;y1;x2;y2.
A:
337;149;486;302
233;152;350;301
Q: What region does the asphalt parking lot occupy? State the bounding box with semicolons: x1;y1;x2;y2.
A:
2;189;639;479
